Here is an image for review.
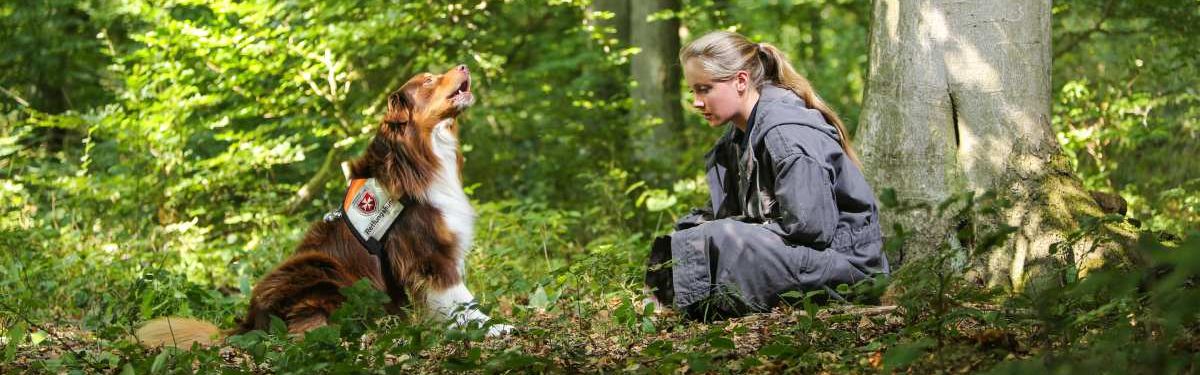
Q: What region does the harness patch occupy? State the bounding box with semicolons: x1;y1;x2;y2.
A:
337;178;405;254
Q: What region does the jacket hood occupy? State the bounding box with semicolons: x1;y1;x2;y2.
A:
746;84;841;147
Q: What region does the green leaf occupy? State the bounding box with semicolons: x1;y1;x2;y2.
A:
269;315;288;337
28;330;47;346
882;339;935;372
779;290;804;299
879;188;899;208
759;342;799;358
150;350;171;374
709;336;735;350
529;285;550;311
836;283;851;295
644;192;677;212
139;290;155;320
303;325;340;346
642;340;673;357
4;321;27;361
640;317;656;334
624;181;646;195
687;352;712;372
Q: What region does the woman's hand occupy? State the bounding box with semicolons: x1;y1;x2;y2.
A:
674;207;714;230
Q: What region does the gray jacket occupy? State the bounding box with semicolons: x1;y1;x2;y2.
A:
668;84;889;313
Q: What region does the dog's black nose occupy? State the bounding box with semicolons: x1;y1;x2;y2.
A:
456;64;468;73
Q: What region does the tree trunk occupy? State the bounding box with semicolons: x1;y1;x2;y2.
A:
630;0;683;166
856;0;1136;291
592;0;630;46
590;0;630;103
807;4;822;62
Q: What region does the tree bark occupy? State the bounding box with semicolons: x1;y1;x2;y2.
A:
857;0;1136;291
630;0;683;166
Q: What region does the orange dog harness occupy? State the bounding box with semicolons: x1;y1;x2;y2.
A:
324;178;405;254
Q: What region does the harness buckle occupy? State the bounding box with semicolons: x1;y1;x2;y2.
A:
323;209;344;223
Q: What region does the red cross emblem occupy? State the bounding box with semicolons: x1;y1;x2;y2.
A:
356;191;377;214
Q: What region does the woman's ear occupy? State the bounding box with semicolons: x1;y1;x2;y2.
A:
735;70;750;93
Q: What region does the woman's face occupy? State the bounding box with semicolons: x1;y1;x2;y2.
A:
684;58;743;127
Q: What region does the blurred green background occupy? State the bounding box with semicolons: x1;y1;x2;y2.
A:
0;0;1196;372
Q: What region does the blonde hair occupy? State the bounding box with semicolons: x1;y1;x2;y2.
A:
680;30;861;168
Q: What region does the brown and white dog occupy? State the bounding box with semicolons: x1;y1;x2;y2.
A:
136;64;511;348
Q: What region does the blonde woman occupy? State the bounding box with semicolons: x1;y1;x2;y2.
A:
645;30;889;319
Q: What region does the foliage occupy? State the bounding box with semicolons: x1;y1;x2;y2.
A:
1053;0;1200;236
1;0;1197;373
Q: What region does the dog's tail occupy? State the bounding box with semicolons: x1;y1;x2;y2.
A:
135;317;222;349
136;252;363;350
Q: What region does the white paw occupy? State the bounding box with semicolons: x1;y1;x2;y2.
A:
486;323;515;337
641;287;669;314
642;296;665;312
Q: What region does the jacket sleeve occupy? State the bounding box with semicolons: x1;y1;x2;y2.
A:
674;205;713;231
763;138;839;248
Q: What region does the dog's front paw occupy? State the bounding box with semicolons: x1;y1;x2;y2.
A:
486;323;515;337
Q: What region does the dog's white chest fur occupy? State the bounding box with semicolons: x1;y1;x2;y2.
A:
424;118;512;337
427;119;476;258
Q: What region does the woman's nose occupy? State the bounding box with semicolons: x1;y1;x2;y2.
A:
692;97;704;108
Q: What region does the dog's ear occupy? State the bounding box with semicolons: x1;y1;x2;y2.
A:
383;90;412;130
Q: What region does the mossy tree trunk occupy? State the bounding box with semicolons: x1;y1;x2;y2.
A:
856;0;1136;291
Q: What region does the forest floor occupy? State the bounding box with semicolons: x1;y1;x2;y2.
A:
3;296;1052;374
4;302;1017;372
2;203;1196;373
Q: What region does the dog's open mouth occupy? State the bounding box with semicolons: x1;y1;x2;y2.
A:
448;79;471;102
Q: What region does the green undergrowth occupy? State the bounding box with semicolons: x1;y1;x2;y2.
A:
2;188;1198;373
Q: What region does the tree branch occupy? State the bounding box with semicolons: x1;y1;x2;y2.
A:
1054;0;1117;59
284;142;345;215
503;12;555;68
0;86;31;107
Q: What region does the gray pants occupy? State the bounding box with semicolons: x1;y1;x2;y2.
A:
669;219;875;316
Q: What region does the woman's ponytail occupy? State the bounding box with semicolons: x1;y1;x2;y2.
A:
681;31;862;169
757;43;862;169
